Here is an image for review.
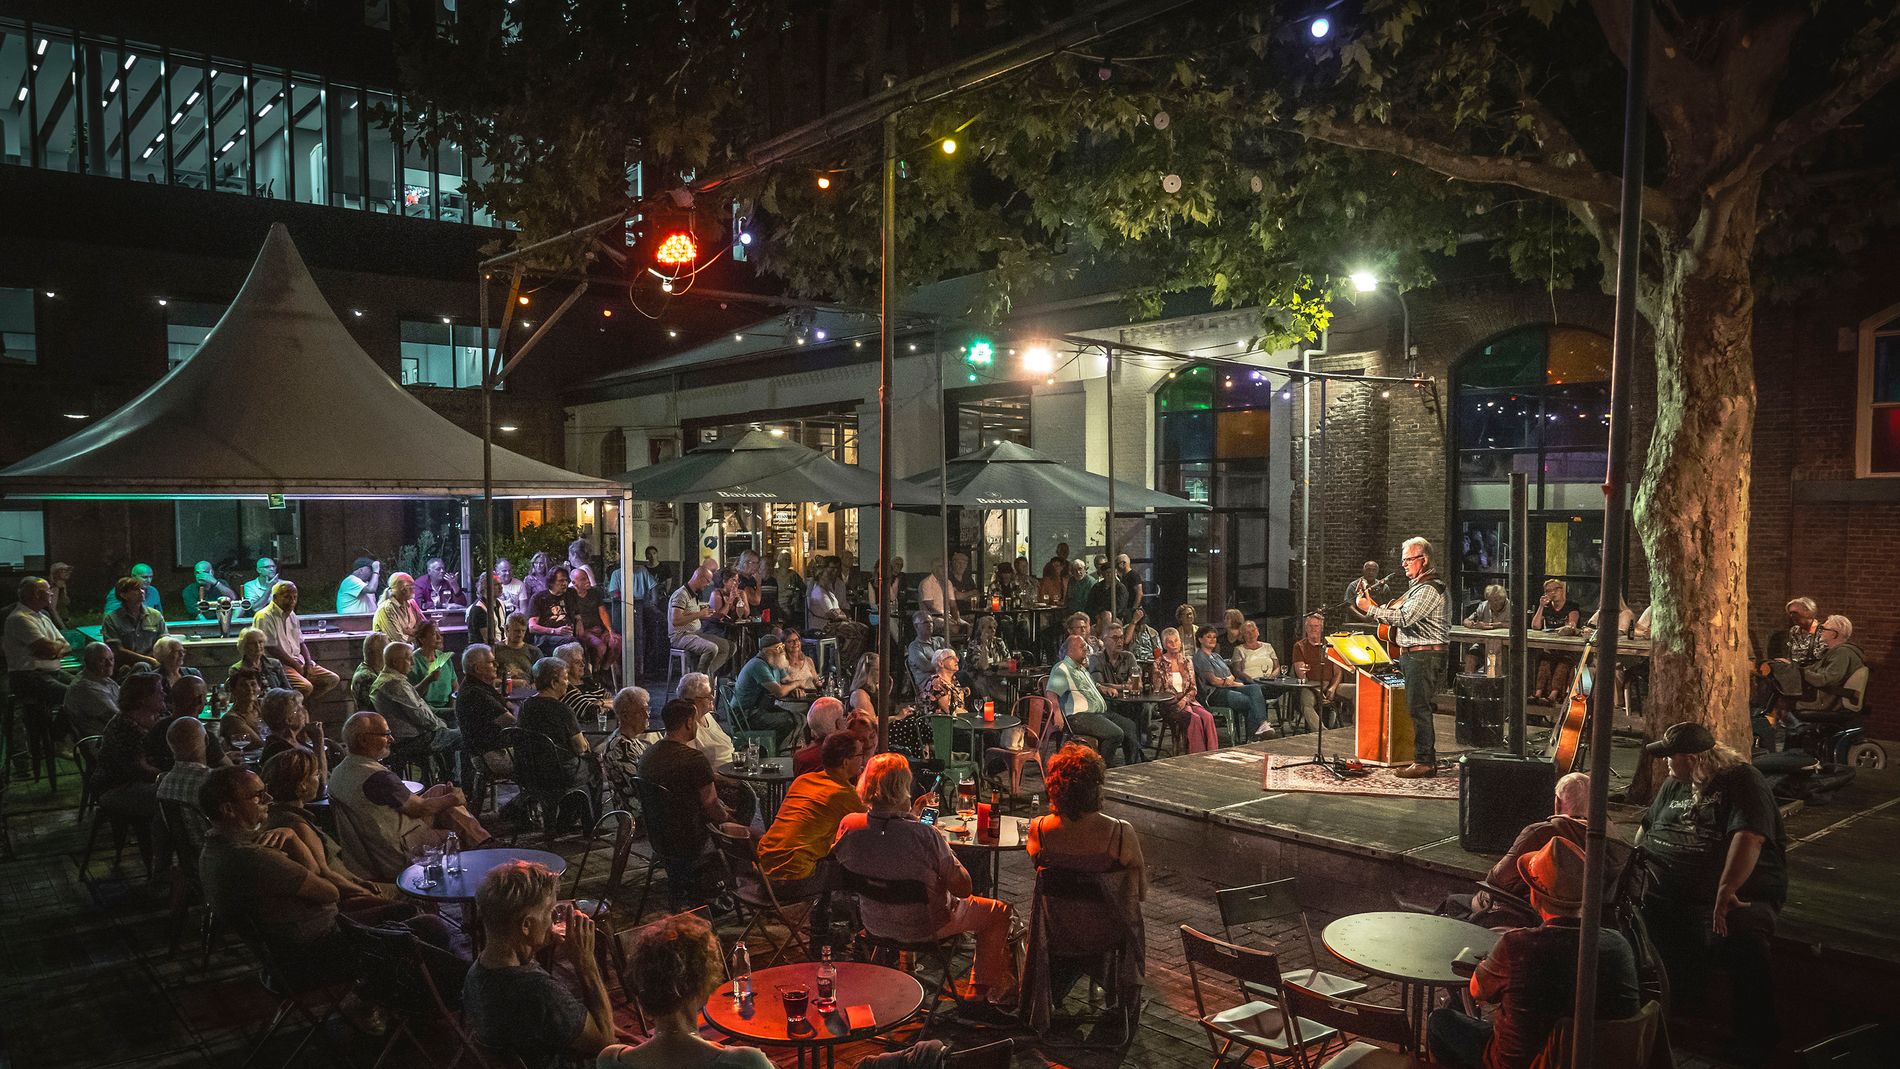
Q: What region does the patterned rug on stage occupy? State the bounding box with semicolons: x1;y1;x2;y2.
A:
1262;753;1463;799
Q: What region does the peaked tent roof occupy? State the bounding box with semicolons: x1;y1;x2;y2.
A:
614;429;957;507
0;224;621;500
902;440;1206;512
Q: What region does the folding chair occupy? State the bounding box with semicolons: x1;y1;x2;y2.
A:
335;915;488;1069
157;799;216;962
1216;879;1368;1000
1281;979;1425;1068
945;1037;1016;1069
568;808;656;924
1179;924;1339;1069
228;917;356;1069
839;865;968;1035
632;775;716;913
709;823;817;965
500;726;595;844
1027;863;1142;1044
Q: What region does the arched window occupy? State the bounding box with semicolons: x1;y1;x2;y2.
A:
1153;363;1275;616
599;428;627;476
1450;325;1612;617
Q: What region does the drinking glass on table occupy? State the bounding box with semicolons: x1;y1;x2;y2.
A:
956;774;977;823
778;983;811;1026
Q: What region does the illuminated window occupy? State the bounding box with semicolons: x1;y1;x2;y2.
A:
175;501;304;569
0;508;47;570
167;302;226;368
1153;363;1275;615
400;319;499;389
1857;307;1900;476
0;289;37;365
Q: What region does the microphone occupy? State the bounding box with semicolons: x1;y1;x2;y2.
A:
1370;572;1398;590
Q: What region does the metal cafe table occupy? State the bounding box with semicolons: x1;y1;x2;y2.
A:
704;961;923;1069
1321;911;1501;1052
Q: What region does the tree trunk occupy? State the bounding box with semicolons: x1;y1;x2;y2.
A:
1629;186;1763;796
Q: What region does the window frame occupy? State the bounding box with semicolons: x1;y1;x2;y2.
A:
0;506;49;572
1854;301;1900;478
173;500;305;570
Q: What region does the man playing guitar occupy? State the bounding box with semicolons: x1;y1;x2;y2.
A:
1356;537;1451;778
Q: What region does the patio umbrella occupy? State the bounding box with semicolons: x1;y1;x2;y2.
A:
612;428;953;507
901;440;1207;512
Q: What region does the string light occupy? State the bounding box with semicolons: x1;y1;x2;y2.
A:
601;308;613;318
517;295;530;306
816;175;832;190
940;138;957;155
1311;17;1331;39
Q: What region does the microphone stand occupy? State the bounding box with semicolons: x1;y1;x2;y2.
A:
1275;574;1395;781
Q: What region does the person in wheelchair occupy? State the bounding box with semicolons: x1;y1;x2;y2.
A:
1773;614;1864;723
1428;837;1642;1069
1438;771;1622;929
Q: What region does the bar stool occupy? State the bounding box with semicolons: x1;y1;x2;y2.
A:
664;647;692;691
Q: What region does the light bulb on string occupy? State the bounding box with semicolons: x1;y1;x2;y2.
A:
1310;17;1331;39
940;138;957;155
816;174;832;190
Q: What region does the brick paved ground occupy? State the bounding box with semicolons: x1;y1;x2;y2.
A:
0;752;1741;1068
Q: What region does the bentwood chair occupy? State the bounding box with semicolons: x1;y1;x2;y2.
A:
568;809;655;924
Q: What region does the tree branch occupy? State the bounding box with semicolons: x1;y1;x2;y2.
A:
1718;30;1900;192
1302;117;1679;231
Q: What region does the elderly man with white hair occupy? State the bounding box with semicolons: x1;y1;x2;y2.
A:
372;641;461;781
1355;536;1450;779
329;710;489;881
61;642;121;738
455;643;517;778
675;671;757;826
1437;771;1627;927
599;686;658;812
1774;614;1866;722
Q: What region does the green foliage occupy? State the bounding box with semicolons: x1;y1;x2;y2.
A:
476;521;583;576
396;525;458;580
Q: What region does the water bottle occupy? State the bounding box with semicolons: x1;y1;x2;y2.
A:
1030;792;1043;816
443;832;461;874
730;941;753;1005
814;945;838;1012
596;704;610;732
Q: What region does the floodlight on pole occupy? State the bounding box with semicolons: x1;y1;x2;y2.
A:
1349;270;1379;293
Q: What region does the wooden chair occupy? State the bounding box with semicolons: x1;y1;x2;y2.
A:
1147;712;1183;759
1281;979;1425;1068
1216;879;1369;1000
1179;924;1339;1069
987;694;1055;797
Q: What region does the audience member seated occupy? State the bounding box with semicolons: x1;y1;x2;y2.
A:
1152;628;1219;753
780;627;821;692
374;572;424;644
329;711;489;881
731;636;803;747
96;672;168;829
671;560;735;677
920;558;969;642
199;765;457;985
521;552;554;606
62;642;121;738
1023;744;1147;1028
1772;614;1865;721
847;653;882;725
909;647;967;756
183;560;239;619
1289;614;1341;732
494;612;538;686
701;567;747;642
151;637;203;693
218;682;270;753
1229;620;1280;683
904;611;946;693
1638;722;1786;1063
758;730;870;906
1217;608;1247;660
7;577;75;714
1089;623;1150;750
1440;771;1597;927
232;626;295;695
413;557;464;609
568;565;617;674
101;575;168;676
1125;607;1162;663
1764;597;1824;668
258;687;321;763
262;746;385;896
1048;634;1139;766
1427;838;1640;1069
222;669;265;745
598;910;773;1068
834;753;1018;1005
1055;611;1098;664
529;566;580;655
155;716;215;846
1193;625;1272;741
251;581;341;700
352;632;388;712
805;557;869;669
962;615;1014;713
103;562;162;615
241;557;279;611
409;620;459;714
1463;584;1513;672
373;641;462;774
519;656;597;791
792;696;849;775
336;556;383;615
600;686;657;813
640;697;746;903
455;644;517;779
1529;579;1583;704
1064;558;1099;619
555;641;611;725
462;860;614;1069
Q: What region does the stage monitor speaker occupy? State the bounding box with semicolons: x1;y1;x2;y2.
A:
1457;752;1556;853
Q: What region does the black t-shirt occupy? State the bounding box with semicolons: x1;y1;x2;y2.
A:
1642;763;1787;907
638;738;715;853
1532;599;1581;631
520;695;580;746
570;587;605;633
461;962;585;1069
465;601;493;646
529;589;574;632
456;680;512;755
1479;917;1640;1068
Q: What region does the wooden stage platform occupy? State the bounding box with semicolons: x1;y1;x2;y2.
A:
1102;716;1900;983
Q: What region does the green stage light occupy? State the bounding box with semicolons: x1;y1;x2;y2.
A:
967;339;994;366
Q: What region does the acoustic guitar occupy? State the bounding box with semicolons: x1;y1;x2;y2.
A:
1549;643;1595;774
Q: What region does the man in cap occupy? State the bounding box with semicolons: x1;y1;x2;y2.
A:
1427;837;1642;1068
1637;721;1786;1064
336;556;383;614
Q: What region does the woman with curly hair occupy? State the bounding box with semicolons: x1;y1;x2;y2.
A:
597;912;772;1068
1152;627;1219;752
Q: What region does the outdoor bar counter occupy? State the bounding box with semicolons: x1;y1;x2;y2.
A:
81;608;469;724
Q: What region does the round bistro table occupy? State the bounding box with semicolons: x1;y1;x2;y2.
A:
934;811;1029;897
1321;911;1502;1052
703;961;923;1069
396;846;567;905
718;756;798;821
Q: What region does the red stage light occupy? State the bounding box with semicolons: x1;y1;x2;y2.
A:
655;232;698;265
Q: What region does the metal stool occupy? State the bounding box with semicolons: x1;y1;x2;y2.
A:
664;647;692;691
811;636;840;677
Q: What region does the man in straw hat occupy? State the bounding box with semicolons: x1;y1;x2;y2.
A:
1427;836;1642;1068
